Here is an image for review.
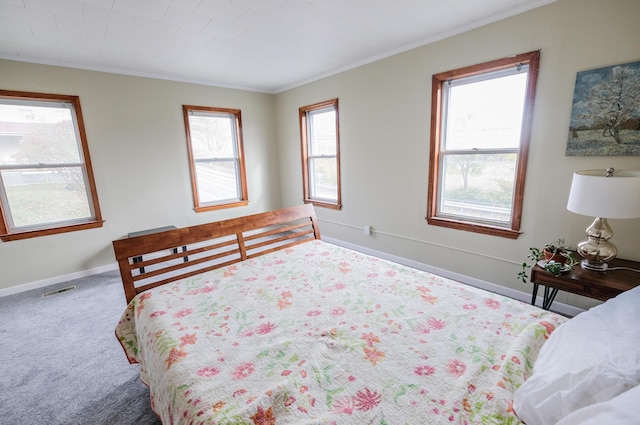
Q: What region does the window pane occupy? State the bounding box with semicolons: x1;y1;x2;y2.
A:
440;153;516;223
195;161;239;203
1;166;91;228
0;92;103;240
183;105;248;211
309;157;337;201
445;73;527;150
299;99;341;209
188;113;235;159
0;104;81;165
309;109;336;156
428;51;539;237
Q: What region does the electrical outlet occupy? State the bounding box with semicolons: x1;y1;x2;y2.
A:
364;225;371;236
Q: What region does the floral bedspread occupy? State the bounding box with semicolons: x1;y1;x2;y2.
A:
116;240;566;425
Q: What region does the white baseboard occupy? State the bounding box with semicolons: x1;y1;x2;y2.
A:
0;263;119;297
323;236;585;318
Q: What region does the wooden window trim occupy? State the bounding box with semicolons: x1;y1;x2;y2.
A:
0;90;104;242
426;50;540;239
299;98;342;210
183;105;248;212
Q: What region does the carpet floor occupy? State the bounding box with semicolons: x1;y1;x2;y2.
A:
0;270;161;425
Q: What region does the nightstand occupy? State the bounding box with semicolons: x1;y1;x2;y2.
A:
530;254;640;310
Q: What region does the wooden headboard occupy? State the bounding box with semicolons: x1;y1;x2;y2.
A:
112;204;320;303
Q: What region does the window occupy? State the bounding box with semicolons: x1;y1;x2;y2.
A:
0;90;103;241
299;99;341;210
427;51;540;239
183;105;248;212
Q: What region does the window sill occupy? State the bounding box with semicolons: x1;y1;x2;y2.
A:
304;199;342;211
1;220;105;242
194;200;249;213
426;216;520;239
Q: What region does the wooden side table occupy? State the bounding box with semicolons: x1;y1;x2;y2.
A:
530;254;640;310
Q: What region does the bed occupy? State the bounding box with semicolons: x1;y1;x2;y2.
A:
113;205;638;424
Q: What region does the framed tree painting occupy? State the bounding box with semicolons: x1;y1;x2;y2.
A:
566;60;640;156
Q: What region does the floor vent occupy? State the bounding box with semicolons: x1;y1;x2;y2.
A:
42;285;76;298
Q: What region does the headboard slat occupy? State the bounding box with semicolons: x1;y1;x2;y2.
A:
113;204;320;303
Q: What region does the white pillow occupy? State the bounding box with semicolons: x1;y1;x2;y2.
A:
513;285;640;425
555;385;640;425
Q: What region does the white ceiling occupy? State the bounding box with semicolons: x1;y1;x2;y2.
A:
0;0;557;93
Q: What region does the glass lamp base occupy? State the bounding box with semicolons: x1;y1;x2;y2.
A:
580;259;608;272
576;217;616;273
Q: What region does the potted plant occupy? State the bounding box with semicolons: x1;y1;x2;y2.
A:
518;239;578;284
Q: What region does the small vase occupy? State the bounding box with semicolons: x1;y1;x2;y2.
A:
543;249;567;264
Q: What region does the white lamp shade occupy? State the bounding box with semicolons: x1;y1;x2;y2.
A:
567;169;640;219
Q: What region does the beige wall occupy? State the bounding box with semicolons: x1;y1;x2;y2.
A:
275;0;640;309
2;0;639;309
0;61;281;291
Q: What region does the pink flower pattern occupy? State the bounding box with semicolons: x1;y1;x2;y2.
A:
484;299;501;310
415;365;436;376
446;359;467;377
174;308;192;318
332;397;355;414
197;367;220;377
232;362;255;380
353;388;382;411
116;240;567;425
256;321;276;334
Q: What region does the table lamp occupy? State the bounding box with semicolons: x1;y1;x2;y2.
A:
566;168;640;271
